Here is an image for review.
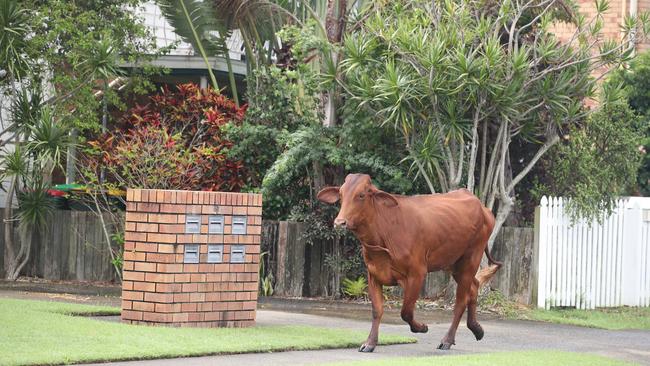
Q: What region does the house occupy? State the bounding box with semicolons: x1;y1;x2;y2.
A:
132;1;248;93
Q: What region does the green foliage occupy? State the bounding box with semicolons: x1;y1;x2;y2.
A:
16;179;55;231
549;102;644;220
259;251;274;296
224;63;320;196
26;108;73;174
88;83;247;191
156;0;230;57
339;0;649;224
607;51;650;195
110;232;124;271
341;276;368;299
21;0;165;133
0;0;32;82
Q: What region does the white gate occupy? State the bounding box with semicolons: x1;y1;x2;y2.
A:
535;196;650;309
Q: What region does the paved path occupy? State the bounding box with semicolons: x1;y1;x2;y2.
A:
81;309;650;366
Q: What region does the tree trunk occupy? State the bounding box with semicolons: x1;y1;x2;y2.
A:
9;226;33;280
331;236;343;298
65;129;78;184
4;175;19;280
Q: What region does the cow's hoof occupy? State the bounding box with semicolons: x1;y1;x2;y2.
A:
437;342;454;350
469;323;484;341
359;343;376;353
410;324;428;333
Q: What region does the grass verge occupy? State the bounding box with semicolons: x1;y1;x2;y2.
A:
520;306;650;330
326;350;634;366
0;298;415;366
480;289;650;330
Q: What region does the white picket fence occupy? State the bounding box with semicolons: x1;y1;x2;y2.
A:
535;196;650;309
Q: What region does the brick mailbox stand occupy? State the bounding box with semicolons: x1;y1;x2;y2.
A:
121;189;262;327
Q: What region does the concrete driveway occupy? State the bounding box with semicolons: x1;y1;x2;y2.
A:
80;309;650;366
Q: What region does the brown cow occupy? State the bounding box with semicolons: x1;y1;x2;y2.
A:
317;173;501;352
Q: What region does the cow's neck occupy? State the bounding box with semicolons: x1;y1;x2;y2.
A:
353;204;396;251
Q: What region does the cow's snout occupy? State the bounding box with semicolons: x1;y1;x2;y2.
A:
334;218;347;228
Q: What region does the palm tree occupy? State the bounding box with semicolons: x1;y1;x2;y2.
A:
1;101;71;280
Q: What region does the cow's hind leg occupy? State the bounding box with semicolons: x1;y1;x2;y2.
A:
359;275;384;353
466;277;484;340
438;265;473;350
400;272;428;333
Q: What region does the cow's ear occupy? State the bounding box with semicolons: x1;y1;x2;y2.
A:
317;186;340;204
374;190;398;207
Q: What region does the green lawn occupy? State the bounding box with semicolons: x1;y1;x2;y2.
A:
0;298;415;366
520;306;650;330
326;351;634;366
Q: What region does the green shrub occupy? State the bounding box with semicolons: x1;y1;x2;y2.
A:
342;276;368;299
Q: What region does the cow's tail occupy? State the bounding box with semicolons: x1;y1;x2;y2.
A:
476;207;502;288
484;247;502;268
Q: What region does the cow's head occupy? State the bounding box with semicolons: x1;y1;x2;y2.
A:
317;173;398;230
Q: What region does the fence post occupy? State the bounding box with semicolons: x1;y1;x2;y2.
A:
621;201;642;306
535;196;548;309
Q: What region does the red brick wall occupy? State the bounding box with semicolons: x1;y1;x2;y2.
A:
552;0;650;55
552;0;627;44
121;189;262;327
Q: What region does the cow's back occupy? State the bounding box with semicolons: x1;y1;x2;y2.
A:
387;189;487;271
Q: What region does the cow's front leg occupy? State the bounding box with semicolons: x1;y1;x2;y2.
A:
400;272;428;333
359;274;384;353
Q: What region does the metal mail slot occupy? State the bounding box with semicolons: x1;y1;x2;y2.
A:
230;245;245;263
232;216;247;235
185;215;201;233
207;244;224;263
208;215;224;234
184;244;199;263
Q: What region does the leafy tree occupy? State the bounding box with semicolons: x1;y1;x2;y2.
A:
0;0;162;280
21;0;163;134
340;0;649;247
227;24;413;296
158;0;367;198
607;51;650;195
549;100;645;219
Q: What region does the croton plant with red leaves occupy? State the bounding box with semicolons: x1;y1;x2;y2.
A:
89;83;247;192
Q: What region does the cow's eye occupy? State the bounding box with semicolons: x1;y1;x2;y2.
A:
358;193;365;200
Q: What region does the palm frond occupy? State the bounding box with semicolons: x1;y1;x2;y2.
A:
16;177;55;231
0;0;32;81
26;108;73;173
0;145;28;181
157;0;230;56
